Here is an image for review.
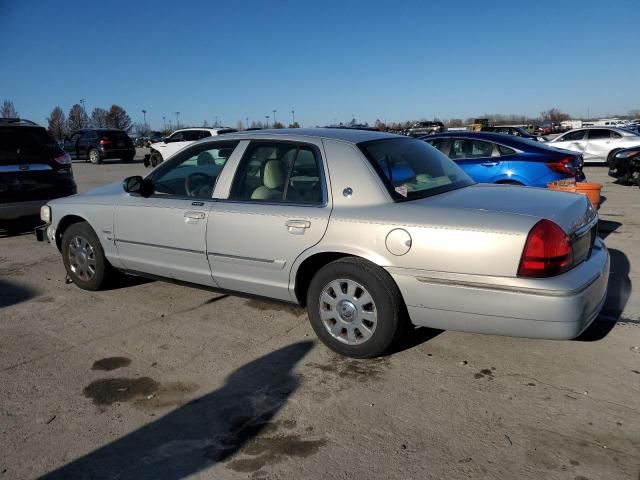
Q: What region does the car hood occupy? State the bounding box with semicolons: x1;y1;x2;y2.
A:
412;183;595;235
49;181;124;205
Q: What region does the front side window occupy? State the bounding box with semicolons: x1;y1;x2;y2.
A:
358;138;473;202
588;129;611;140
229;142;324;204
559;130;586;141
167;131;185;143
425;138;447;153
450;139;494;159
152;141;239;199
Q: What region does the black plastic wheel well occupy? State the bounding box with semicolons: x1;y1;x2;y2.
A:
54;215;86;250
294;252;351;306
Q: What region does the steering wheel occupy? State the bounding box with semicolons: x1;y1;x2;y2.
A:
185;172;214;198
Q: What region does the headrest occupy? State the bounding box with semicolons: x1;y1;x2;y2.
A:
263;160;285;189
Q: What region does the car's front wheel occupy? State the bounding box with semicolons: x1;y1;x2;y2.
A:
61;222;111;290
306;258;406;358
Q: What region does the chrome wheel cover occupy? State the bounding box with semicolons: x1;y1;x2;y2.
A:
68;235;97;281
319;278;377;345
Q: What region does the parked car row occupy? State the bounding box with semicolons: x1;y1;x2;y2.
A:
36;128;609;359
62;128;135;164
145;127;237;167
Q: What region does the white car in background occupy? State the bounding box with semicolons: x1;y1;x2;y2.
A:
148;127;236;166
547;126;640;164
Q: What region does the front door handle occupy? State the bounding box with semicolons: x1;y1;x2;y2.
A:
480;161;498;167
184;211;205;220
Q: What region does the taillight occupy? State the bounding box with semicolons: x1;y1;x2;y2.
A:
518;220;573;277
99;137;111;145
53;152;72;165
546;156;576;175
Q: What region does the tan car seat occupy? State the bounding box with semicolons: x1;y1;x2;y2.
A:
251;159;285;200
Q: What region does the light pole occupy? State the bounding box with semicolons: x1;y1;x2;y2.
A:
215;115;218;127
142;110;147;131
162;116;166;130
80;99;86;126
291;109;295;126
175;112;180;129
272;110;277;125
246;117;249;129
265;115;270;128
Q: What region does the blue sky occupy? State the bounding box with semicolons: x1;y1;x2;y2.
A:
1;0;638;129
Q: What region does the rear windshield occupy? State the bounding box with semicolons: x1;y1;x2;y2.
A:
98;130;131;142
358;138;474;201
0;126;63;165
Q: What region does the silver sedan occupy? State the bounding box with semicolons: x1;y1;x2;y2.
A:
37;129;609;358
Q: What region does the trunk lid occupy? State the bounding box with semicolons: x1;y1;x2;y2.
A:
420;183;596;235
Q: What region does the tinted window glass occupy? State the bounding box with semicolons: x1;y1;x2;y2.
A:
230;142;323;204
425;138;447;152
450;139;494;159
199;131;212;139
167;132;185;142
181;130;203;141
588;129;611;140
498;144;516;155
612;131;622;138
560;130;586;141
0;127;61;165
152;141;239;198
358;138;473;202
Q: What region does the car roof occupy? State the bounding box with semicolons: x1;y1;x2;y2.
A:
424;131;538;145
219;128;403;144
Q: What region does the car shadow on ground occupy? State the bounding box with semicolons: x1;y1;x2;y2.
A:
576;248;630;341
38;341;314;480
597;219;622;240
0;278;38;308
391;325;443;355
0;216;43;238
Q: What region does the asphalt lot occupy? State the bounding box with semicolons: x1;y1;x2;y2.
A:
1;150;639;480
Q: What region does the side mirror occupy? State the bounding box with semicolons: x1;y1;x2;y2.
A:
123;176;152;197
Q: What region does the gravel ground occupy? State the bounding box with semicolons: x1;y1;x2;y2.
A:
0;157;638;480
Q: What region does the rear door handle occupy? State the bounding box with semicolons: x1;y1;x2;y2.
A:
480;161;498;167
286;220;311;229
184;211;205;219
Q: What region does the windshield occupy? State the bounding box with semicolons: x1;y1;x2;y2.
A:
358;138;474;201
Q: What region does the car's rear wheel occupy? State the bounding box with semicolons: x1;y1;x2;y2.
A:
150;151;162;167
61;222;111;291
306;257;406;358
88;148;102;164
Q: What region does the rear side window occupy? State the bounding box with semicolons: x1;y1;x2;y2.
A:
229;142;324;204
588;129;611;140
182;130;203;141
0;127;61;165
425;138;447;152
497;144;516;156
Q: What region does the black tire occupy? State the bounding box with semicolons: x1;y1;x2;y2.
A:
306;257;407;358
88;148;102;164
61;222;111;291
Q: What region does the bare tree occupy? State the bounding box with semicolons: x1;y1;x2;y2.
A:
448;118;464;128
203;120;210;127
47;106;67;140
105;105;132;132
90;108;108;128
288;122;300;128
133;122;150;137
272;121;285;129
235;120;244;131
250;120;264;129
540;108;570;124
1;99;18;118
67;104;89;132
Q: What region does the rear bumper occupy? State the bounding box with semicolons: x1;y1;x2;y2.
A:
100;147;135;159
388;238;610;340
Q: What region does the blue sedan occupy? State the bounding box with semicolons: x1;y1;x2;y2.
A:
419;132;584;187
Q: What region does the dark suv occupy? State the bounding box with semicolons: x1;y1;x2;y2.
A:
0;118;77;221
63;128;135;164
406;121;446;137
